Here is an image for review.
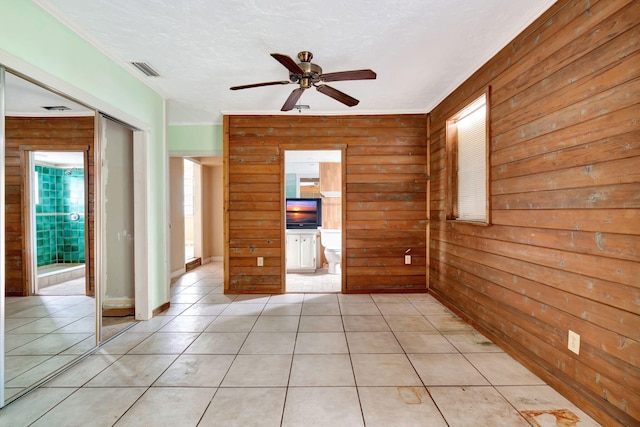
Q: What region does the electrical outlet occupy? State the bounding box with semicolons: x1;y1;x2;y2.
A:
568;330;580;355
257;257;264;267
405;255;411;265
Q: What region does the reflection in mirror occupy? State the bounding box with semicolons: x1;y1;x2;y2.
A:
2;71;98;405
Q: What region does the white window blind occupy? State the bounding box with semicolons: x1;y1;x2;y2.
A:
456;98;487;221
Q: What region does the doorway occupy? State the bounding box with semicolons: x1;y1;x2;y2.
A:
183;158;203;271
27;150;88;297
169;156;223;279
284;150;343;292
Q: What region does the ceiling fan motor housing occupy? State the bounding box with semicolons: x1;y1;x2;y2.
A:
289;53;323;88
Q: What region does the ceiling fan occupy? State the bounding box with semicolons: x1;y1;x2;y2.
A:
230;51;377;111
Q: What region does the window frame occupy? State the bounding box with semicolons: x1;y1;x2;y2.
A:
445;87;491;225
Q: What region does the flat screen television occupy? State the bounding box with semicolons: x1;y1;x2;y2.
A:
286;198;322;229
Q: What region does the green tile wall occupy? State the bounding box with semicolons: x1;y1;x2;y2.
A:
35;165;86;267
285;173;297;198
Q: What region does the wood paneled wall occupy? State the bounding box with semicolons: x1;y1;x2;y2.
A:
4;116;95;297
225;114;429;293
320;162;342;229
428;0;639;425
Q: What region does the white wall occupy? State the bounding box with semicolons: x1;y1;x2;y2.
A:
203;164;224;261
169;158;185;276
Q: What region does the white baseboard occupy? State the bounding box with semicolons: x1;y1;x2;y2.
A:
170;267;186;278
102;297;135;309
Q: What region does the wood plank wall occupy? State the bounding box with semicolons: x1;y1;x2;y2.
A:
428;0;639;425
4;116;95;297
225;114;429;293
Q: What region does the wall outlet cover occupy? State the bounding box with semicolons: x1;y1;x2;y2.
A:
568;330;580;355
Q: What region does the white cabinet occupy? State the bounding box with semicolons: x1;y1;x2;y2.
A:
286;230;320;273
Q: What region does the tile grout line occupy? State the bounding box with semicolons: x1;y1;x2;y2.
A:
278;298;303;427
107;278;230;426
378;296;452;426
338;293;367;427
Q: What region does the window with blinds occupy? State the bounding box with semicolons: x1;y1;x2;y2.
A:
446;91;489;224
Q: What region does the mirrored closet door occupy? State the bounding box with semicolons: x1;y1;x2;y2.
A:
1;69;98;406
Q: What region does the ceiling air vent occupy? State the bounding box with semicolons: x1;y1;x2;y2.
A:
42;106;71;111
130;61;160;77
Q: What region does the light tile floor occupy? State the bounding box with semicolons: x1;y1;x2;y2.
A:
37;278;85;296
4;278;136;402
0;261;601;426
4;292;97;402
286;268;341;292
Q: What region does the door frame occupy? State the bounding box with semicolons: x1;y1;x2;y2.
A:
22;148;90;297
281;146;346;293
0;66;6;407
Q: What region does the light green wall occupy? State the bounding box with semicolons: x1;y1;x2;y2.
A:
0;0;168;312
168;124;223;154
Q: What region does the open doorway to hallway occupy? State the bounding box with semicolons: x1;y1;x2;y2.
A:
169;156;224;278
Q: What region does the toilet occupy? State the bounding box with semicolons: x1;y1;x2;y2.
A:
320;229;342;275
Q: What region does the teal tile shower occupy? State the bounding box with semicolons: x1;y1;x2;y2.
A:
35;165;86;267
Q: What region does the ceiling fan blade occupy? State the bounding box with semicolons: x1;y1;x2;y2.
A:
316;84;359;107
281;88;305;111
271;53;304;74
321;69;377;82
230;80;290;90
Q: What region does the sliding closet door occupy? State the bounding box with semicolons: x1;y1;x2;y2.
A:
98;116;135;340
0;65;7;407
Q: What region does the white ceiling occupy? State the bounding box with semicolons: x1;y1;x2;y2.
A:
31;0;555;125
5;72;94;116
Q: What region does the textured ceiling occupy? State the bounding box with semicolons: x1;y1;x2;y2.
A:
35;0;556;125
